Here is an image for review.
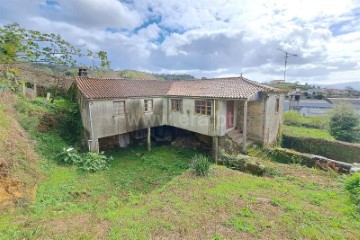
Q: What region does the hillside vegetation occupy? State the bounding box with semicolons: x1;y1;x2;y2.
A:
0;94;40;211
0;96;359;239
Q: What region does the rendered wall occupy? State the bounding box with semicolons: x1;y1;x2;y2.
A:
88;97;165;139
264;94;284;146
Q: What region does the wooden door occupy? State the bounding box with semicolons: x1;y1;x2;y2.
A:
226;101;234;129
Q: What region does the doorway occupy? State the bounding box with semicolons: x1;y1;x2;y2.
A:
226;101;234;129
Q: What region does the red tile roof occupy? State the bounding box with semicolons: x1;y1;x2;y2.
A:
76;77;172;99
76;76;278;99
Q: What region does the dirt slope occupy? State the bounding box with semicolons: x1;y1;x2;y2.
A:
0;92;39;211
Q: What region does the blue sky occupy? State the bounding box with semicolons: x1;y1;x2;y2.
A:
0;0;360;84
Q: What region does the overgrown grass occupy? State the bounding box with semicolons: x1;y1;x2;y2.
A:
345;173;360;211
190;154;211;176
283;110;329;129
282;125;335;140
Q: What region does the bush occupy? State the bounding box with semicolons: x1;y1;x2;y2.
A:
190;154;211;176
345;173;360;210
329;103;360;143
57;147;82;164
58;147;112;172
78;152;112;172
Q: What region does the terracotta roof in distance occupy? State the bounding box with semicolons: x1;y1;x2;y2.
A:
76;76;278;99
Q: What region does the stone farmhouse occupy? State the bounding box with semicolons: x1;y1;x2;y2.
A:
75;73;283;159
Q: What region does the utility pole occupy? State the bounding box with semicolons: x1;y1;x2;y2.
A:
278;49;297;82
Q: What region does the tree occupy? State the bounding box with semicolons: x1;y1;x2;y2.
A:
329;102;360;143
0;23;110;96
0;23;110;68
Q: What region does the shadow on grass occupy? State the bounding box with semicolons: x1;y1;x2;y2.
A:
104;145;202;194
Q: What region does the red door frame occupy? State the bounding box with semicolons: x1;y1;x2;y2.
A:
226;101;234;129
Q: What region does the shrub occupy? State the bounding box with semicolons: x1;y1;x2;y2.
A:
190;154;211;176
264;167;282;177
345;173;360;211
57;147;112;172
329;102;360;143
57;147;82;165
78;152;112;172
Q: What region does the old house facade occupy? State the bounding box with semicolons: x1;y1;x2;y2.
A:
76;76;283;158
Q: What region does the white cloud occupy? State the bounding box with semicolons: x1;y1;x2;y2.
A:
0;0;360;83
47;0;143;30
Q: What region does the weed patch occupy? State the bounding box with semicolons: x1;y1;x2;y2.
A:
345;173;360;211
190;154;211;176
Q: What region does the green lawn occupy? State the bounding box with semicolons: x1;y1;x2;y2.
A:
1;98;359;239
282;125;335;140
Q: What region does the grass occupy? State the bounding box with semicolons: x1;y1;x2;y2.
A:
283;110;329;129
282;125;335;140
1;97;360;239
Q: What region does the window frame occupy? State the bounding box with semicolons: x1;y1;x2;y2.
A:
144;99;153;112
171;99;182;112
113;100;126;116
195;99;212;116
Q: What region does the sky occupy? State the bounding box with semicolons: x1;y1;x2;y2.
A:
1;0;360;84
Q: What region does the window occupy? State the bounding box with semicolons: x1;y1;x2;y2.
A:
113;101;125;115
275;98;280;113
144;99;153;112
171;99;182;112
195;99;212;115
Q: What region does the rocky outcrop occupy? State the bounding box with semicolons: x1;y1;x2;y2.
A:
219;152;266;176
219;130;243;155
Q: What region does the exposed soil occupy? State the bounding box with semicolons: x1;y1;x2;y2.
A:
0;177;37;211
40;214;110;239
0;92;40;211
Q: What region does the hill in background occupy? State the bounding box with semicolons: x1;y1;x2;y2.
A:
318;81;360;91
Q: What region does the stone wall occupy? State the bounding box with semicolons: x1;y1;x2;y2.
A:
237;98;266;144
218;134;242;155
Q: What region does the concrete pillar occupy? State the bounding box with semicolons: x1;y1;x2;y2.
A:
242;100;248;152
213;136;219;164
46;92;51;101
147;127;151;152
89;139;99;153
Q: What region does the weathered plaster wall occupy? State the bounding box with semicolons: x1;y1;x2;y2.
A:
264;94;284;146
78;91;91;140
167;98;215;136
89;97;165;139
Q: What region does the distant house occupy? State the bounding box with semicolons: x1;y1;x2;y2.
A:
270;80;285;84
75;73;283;158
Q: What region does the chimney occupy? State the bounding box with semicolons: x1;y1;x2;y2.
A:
78;66;88;77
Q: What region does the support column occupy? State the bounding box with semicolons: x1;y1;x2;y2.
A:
147;127;151;152
89;139;99;153
213;136;219;164
242;100;248;152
